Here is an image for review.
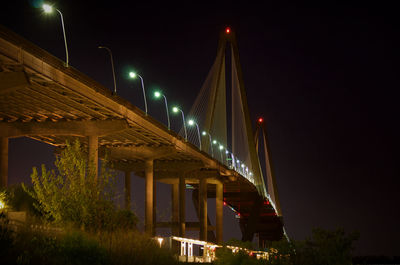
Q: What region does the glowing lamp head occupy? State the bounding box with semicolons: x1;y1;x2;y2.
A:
241;163;245;168
154;91;161;98
129;71;137;78
157;237;163;247
219;145;224;150
202;131;206;136
188;119;194;126
172;107;179;113
258;117;264;123
213;140;217;145
225;150;229;154
226;27;231;34
42;4;53;13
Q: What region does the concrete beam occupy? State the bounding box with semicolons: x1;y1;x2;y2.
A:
0;119;129;138
109;160;204;173
107;145;177;161
0;71;29;95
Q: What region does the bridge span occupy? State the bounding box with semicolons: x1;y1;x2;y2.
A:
0;25;283;244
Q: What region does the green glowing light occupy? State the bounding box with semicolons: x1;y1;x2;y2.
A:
172;107;179;113
219;145;224;150
129;71;137;78
213;140;217;144
154;91;161;98
188;119;194;126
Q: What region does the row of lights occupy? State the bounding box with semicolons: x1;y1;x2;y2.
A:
40;3;255;184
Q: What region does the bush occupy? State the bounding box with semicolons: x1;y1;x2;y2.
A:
23;139;137;232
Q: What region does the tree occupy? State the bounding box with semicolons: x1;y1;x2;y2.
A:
23;139;136;231
295;227;359;265
262;228;359;265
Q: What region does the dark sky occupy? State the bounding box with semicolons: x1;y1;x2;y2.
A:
1;0;399;256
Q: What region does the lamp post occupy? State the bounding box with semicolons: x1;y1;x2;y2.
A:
42;4;69;67
218;144;224;162
188;119;202;150
98;46;117;94
154;91;170;130
129;71;148;115
172;106;187;141
202;131;213;157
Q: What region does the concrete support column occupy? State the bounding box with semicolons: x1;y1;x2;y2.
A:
199;178;208;241
172;182;179;235
0;137;8;188
145;159;154;236
216;182;224;244
88;136;98;178
153;180;157;235
179;175;186;237
124;171;131;210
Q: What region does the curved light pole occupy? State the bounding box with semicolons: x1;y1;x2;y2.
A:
43;4;69;67
154;91;170;130
172;106;187;141
129;71;148;115
188;119;202;150
202;131;213;157
98;46;117;94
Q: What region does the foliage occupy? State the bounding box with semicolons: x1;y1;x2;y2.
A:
96;230;178;265
215;239;262;265
0;189;9;211
4;184;42;216
263;228;359;265
294;227;359;265
23;139;137;231
0;212;14;259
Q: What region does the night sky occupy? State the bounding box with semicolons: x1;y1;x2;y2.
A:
1;0;399;256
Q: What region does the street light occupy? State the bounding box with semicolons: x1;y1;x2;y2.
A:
188;119;202;150
218;144;224;161
129;71;148;114
154;91;170;130
98;46;117;94
202;131;213;157
172;106;187;141
42;3;69;67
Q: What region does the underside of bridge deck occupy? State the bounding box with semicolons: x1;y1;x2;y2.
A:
0;25;284;244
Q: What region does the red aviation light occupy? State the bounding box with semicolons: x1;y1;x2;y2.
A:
226;27;231;34
258;117;264;124
223;201;227;206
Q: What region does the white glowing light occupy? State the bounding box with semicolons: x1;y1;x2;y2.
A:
42;4;53;13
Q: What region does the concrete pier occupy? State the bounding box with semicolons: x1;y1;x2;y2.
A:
124;171;131;210
145;159;154;235
0;137;8;188
199;178;208;241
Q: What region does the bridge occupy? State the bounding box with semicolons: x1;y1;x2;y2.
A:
0;25;284;245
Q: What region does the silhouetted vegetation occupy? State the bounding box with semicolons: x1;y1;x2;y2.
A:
215;228;359;265
22;139;137;231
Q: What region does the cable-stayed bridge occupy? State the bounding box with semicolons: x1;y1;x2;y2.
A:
0;25;284;245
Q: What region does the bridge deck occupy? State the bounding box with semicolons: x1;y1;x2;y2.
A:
0;25;282;241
